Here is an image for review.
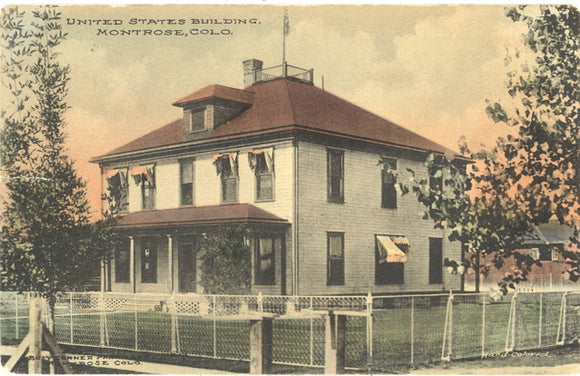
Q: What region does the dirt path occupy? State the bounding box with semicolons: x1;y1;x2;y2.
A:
409;347;580;375
410;363;580;375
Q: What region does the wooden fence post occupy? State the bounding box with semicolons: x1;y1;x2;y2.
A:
28;295;43;374
324;312;346;374
249;317;273;374
15;294;19;339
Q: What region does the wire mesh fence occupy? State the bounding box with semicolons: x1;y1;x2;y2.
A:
1;290;578;371
0;293;29;345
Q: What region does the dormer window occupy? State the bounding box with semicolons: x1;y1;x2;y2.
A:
173;84;254;140
189;108;205;132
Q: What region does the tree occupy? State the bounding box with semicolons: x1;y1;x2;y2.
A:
198;226;251;294
405;5;579;292
1;6;105;322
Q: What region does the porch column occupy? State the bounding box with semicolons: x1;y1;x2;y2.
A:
167;234;173;294
100;259;106;293
129;236;135;293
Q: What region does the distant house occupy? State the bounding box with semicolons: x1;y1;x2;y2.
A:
91;60;469;296
472;223;578;291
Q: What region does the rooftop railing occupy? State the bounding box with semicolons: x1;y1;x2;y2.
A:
255;62;314;84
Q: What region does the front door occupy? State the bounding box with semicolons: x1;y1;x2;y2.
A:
178;240;197;293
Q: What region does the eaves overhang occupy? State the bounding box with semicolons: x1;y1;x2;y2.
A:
113;204;290;231
91;125;470;165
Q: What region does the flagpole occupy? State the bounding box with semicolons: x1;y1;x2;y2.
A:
283;9;288;76
282;10;286;65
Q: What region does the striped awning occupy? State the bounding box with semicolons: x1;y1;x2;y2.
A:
377;235;408;263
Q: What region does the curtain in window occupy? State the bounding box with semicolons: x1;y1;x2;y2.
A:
212;152;238;176
130;165;155;185
248;148;274;172
106;168;129;187
104;168;119;179
378;157;397;172
258;238;273;272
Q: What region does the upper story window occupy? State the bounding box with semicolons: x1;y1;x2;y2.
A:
429;161;444;193
248;148;274;201
380;157;397;209
130;165;156;210
189;108;205;132
327;149;344;204
254;235;281;285
142;174;155;210
180;159;194;206
327;232;345;285
131;165;155;210
105;168;129;214
375;235;409;285
213;152;238;203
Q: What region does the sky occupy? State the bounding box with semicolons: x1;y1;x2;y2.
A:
5;4;532;217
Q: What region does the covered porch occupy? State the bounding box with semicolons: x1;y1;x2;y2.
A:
103;204;290;295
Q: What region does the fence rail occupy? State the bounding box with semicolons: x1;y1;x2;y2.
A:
1;291;578;371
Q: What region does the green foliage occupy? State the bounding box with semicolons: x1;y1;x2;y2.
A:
198;226;251;294
0;6;110;301
405;5;579;293
487;5;579;287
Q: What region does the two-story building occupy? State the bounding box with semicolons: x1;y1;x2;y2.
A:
91;59;469;296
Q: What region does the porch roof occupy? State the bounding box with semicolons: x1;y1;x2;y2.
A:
114;204;289;229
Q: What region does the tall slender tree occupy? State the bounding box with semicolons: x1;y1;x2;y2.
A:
1;6;102;319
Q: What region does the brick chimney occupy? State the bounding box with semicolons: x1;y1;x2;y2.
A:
243;59;263;87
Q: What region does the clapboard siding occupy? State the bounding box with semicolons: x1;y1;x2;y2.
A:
297;141;461;295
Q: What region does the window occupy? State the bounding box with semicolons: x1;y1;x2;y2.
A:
214;153;238;203
142;175;155;210
551;247;559;261
327;232;345;285
429;162;443;193
222;169;238;203
539;247;555;261
381;158;397;209
106;168;129;214
180;159;194;206
255;236;281;285
429;238;443;284
253;150;274;201
115;238;130;283
189;109;205;132
375;235;408;285
131;165;155;211
141;238;157;283
327;149;344;203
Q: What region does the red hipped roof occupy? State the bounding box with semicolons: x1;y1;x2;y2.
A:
96;78;462;160
172;84;254;107
115;203;289;229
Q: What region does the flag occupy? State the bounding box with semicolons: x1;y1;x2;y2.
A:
283;10;290;36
